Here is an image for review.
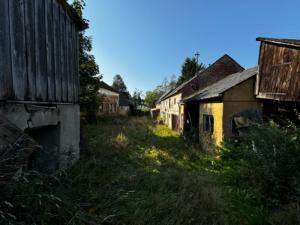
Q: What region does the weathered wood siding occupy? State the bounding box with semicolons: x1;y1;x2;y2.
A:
258;42;300;102
0;0;80;103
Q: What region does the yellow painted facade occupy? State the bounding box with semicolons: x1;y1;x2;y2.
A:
199;103;224;145
199;78;262;145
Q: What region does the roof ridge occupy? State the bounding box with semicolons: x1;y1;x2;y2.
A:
183;66;258;102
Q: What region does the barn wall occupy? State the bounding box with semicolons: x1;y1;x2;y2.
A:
0;0;80;103
258;42;300;102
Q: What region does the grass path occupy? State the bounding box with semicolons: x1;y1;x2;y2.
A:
2;117;268;224
75;117;226;225
74;118;224;225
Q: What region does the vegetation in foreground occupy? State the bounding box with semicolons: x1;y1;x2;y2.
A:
1;117;300;224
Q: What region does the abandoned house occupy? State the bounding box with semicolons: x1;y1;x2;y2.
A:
256;37;300;122
98;82;130;116
0;0;85;180
183;66;262;146
157;54;244;133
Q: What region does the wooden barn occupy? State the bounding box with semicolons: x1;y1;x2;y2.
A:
0;0;85;179
256;37;300;122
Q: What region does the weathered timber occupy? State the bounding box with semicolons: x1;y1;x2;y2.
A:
257;38;300;102
0;0;81;104
0;116;40;185
0;0;13;100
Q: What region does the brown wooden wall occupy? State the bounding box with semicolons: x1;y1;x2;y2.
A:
258;42;300;102
0;0;80;103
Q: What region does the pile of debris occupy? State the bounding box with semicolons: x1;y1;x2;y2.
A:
0;117;41;185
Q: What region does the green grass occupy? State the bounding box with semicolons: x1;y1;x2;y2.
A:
1;117;271;225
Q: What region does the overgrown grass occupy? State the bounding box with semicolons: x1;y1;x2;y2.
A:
1;117;281;224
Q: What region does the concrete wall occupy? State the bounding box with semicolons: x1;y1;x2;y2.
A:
199;102;224;145
223;78;262;138
0;103;80;170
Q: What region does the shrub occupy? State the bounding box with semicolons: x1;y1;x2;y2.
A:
269;201;300;225
220;122;300;207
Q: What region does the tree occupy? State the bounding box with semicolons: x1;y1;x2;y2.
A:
177;57;206;85
144;91;161;108
112;74;128;93
131;89;143;110
71;0;102;122
144;75;178;108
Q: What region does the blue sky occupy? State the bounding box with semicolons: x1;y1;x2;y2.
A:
82;0;300;94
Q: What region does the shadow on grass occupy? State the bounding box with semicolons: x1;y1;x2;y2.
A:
75;117;226;225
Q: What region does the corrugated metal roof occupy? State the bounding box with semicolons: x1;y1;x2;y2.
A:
183;66;258;102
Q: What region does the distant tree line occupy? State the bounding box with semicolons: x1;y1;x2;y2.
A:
144;56;206;108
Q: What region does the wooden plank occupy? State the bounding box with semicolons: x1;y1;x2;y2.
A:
60;7;68;102
24;0;36;100
9;0;27;100
66;15;73;102
35;0;48;101
74;27;80;103
0;0;13;99
46;0;55;102
53;0;62;102
70;23;76;103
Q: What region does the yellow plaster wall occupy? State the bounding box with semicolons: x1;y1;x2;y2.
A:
222;78;263;138
199;102;224;145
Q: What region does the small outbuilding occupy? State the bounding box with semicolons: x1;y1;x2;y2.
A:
183;66;262;146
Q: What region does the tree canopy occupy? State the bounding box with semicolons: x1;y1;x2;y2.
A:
144;75;177;108
177;57;206;85
112;74;128;93
72;0;102;122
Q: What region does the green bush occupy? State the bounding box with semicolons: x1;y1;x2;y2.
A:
220;122;300;207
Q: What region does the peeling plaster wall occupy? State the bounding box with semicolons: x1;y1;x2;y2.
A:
0;103;80;170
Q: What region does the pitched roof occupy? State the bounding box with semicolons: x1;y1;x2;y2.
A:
99;81;119;94
183;66;258;102
156;88;175;103
160;54;244;101
257;37;300;48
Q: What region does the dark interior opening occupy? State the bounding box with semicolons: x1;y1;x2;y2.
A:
25;124;60;173
184;101;200;140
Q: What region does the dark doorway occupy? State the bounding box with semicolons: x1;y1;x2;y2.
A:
184;101;199;140
25;124;60;173
171;114;179;131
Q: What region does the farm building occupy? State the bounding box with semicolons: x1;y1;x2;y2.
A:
0;0;85;179
157;54;244;133
183;66;262;146
256;37;300;122
98;82;130;116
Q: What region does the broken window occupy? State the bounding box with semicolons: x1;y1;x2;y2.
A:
203;115;214;134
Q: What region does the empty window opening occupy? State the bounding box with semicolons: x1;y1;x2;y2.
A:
203;115;214;134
